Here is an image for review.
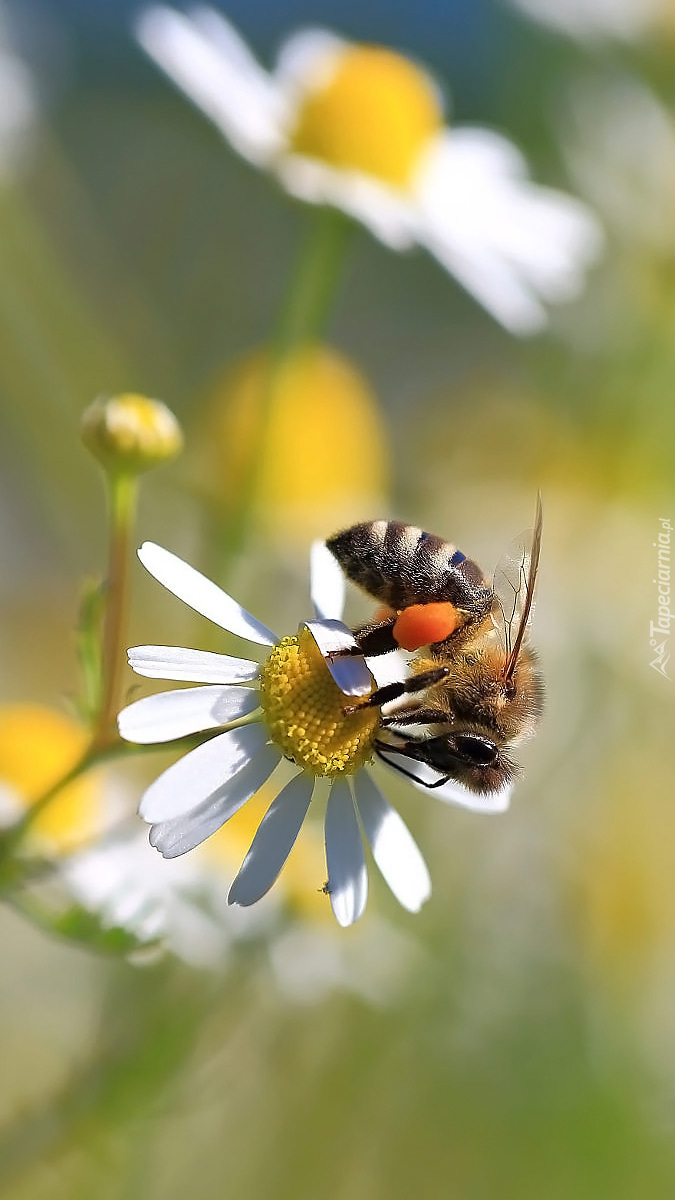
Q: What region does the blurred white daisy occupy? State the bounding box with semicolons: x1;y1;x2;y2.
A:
0;4;37;180
563;75;675;254
64;828;235;967
119;541;508;927
63;825;274;968
506;0;667;43
64;811;423;1004
134;5;601;335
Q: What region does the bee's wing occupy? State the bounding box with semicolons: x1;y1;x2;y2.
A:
491;532;533;654
491;494;542;680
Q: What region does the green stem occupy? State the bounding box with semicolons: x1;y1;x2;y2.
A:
272;206;353;356
220;206;354;570
2;469;140;868
95;470;138;742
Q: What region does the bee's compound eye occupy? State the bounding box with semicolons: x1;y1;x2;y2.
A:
393;602;461;651
454;734;499;767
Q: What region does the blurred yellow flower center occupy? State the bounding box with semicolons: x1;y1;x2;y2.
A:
259;628;378;776
200;343;388;543
290;46;442;187
0;705;100;853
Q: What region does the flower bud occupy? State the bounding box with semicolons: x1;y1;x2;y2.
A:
81;393;183;474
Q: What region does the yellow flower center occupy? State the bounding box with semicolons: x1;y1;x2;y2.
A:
259;628;379;776
289;45;442;187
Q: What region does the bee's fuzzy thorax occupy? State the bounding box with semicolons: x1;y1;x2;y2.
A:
412;638;543;745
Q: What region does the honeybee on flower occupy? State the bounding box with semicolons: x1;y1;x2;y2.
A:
118;541;509;927
135;5;602;334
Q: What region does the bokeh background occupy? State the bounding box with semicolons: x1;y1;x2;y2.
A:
1;0;674;1197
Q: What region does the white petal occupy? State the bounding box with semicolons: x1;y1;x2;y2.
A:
274;28;346;95
228;772;314;906
414;134;544;333
352;772;431;912
367;649;412;692
127;645;260;683
378;749;512;813
423;224;549;334
137;542;278;645
414;128;602;335
325;780;368;927
118;685;259;744
310;541;345;621
304;619;373;697
277;156;416;249
149;743;281;858
189;6;272;76
0;783;21;827
135;5;287;164
429;777;512;813
138;722;267;822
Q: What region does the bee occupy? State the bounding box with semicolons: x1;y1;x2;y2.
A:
325;496;544;799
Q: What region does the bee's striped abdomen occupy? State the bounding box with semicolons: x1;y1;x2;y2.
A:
326;520;491;613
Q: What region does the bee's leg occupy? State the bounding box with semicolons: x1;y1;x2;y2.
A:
327;616;398;659
380;707;444;728
343;666;449;714
353;617;399;657
388;760;452;789
373;739;451;788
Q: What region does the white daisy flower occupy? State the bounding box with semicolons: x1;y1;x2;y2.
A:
119;541;509;927
134;5;602;335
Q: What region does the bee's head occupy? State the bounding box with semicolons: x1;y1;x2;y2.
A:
416;727;517;795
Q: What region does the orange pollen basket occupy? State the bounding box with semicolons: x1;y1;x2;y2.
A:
393;602;461;651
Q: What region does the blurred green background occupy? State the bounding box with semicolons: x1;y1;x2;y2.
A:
1;1;674;1197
